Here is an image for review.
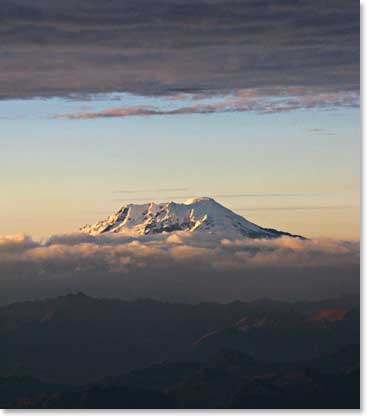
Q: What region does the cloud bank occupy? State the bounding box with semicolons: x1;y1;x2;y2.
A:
1;0;359;100
0;232;359;305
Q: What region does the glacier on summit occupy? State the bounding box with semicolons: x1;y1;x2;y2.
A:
80;197;304;240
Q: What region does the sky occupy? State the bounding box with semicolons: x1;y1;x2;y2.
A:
1;0;360;240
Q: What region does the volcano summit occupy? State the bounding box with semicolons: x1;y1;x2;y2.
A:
80;197;304;240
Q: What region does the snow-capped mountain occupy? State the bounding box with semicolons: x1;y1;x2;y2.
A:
80;197;304;239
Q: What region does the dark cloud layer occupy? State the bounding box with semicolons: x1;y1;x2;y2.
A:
1;0;359;99
0;233;359;305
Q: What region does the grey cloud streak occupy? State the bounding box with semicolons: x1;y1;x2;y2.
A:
55;89;360;119
237;206;358;212
1;0;359;100
112;188;189;194
111;193;315;203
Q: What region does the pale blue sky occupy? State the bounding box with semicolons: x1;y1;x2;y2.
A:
1;96;360;239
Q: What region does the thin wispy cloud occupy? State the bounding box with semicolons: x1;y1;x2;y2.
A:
54;90;359;119
307;128;336;136
237;206;358;212
156;188;189;192
113;188;189;194
112;190;150;194
213;193;319;198
111;193;318;203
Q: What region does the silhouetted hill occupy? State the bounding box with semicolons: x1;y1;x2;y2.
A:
4;346;360;409
14;385;174;409
0;376;66;408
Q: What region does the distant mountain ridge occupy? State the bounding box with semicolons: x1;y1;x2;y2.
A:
0;293;358;385
80;197;304;239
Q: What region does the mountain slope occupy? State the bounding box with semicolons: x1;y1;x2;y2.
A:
80;197;304;239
